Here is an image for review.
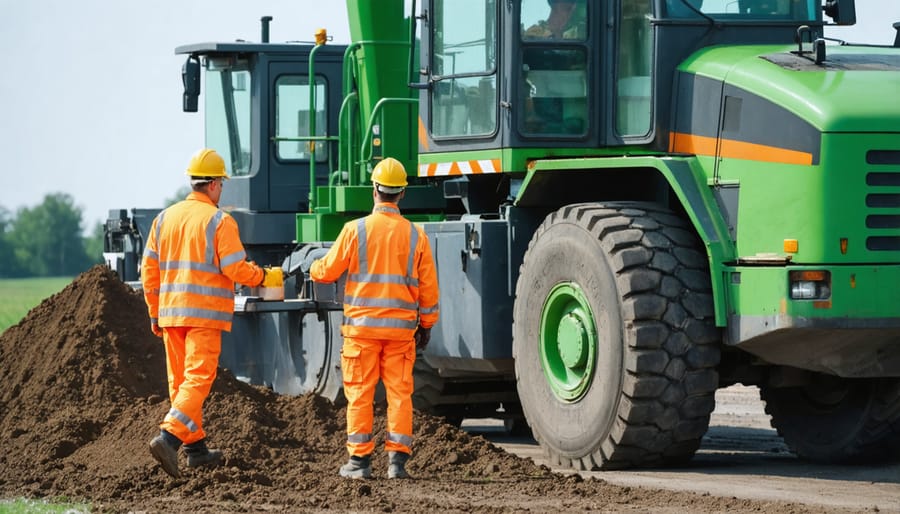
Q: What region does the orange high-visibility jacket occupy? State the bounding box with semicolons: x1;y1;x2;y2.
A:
311;202;439;340
141;192;264;332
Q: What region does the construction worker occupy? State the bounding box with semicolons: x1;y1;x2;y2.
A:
141;148;283;478
302;157;440;479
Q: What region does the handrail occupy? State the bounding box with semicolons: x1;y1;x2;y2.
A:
357;97;417;184
339;40;412;185
307;42;326;210
337;92;359;184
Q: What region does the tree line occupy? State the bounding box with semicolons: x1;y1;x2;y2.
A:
1;188;191;278
0;193;104;278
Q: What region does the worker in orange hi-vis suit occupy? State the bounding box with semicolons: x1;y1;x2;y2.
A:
141;148;283;479
305;157;440;480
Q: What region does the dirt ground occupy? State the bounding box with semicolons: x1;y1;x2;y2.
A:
486;386;900;512
0;266;879;513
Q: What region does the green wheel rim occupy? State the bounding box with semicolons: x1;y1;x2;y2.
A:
539;282;598;402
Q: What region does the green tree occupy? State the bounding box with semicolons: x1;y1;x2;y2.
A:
0;207;24;278
84;221;106;266
7;193;93;277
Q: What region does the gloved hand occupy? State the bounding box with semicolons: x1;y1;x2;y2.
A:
261;266;284;288
300;247;329;274
414;326;431;350
150;321;163;338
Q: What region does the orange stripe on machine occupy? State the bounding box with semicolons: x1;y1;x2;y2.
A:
419;159;501;177
669;132;813;166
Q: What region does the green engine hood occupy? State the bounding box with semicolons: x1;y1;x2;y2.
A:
680;45;900;133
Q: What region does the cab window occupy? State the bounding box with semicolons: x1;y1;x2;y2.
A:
275;75;327;162
615;0;653;137
518;0;588;137
431;0;498;138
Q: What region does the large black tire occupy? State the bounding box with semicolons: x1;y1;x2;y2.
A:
760;375;900;463
512;202;721;470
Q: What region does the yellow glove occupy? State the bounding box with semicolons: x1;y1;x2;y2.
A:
262;266;284;288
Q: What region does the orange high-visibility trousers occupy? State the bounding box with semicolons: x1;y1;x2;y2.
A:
341;336;415;457
159;326;221;445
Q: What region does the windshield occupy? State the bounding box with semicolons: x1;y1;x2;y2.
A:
205;64;252;177
665;0;819;21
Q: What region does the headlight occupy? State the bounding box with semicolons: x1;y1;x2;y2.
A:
789;271;831;300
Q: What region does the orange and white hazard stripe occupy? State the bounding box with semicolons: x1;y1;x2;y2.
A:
418;159;502;177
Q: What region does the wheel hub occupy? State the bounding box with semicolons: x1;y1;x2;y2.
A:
557;313;587;369
540;282;597;402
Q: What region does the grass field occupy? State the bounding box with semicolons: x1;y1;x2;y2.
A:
0;277;72;334
0;498;90;513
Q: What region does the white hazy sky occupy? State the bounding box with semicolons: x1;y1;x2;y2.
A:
1;1;898;233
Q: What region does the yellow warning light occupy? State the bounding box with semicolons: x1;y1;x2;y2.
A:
840;238;848;255
850;274;856;288
315;28;328;46
783;239;799;253
373;137;382;147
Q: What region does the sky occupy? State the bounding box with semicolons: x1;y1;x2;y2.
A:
1;1;898;234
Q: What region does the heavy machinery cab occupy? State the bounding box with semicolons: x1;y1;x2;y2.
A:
176;35;347;261
418;0;848;158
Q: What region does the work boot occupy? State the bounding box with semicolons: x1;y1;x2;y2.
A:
339;455;372;479
149;430;182;478
387;451;411;479
184;438;223;469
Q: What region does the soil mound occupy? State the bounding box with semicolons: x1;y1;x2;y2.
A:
0;266;828;513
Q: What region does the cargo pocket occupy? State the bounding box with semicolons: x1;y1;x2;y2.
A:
341;344;364;385
401;350;415;385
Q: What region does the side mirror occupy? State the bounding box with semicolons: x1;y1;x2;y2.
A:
182;56;201;113
823;0;856;26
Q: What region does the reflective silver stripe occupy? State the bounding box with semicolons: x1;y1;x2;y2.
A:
342;316;418;329
160;307;233;322
159;260;222;274
347;432;372;443
387;432;413;447
419;304;439;315
166;407;199;432
205;210;224;266
357;218;368;274
406;227;418;278
145;210;166;261
344;295;418;311
348;273;419;287
150;317;158;324
219;249;247;268
160;283;234;299
374;205;400;215
155;210;167;253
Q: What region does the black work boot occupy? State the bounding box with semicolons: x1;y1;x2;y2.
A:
183;438;223;469
387;451;411;479
149;430;182;478
339;454;372;479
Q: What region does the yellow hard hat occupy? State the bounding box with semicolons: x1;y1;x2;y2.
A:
186;148;229;179
371;157;408;193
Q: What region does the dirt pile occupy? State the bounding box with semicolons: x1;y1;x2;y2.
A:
0;266;835;513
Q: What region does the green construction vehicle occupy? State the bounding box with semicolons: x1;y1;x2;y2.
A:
104;0;900;469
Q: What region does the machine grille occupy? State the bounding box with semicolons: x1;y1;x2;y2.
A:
865;150;900;251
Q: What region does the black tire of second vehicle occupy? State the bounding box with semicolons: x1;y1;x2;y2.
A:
761;375;900;463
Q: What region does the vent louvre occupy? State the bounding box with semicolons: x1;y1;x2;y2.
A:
867;151;900;165
866;237;900;251
865;152;900;252
866;215;900;229
866;172;900;186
